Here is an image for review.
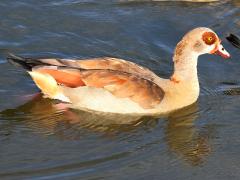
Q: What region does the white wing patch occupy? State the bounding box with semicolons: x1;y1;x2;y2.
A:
28;71;70;102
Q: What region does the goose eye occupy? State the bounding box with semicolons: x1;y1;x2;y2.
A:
202;32;217;45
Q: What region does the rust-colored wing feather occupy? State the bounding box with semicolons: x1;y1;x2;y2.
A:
34;67;164;109
37;68;85;88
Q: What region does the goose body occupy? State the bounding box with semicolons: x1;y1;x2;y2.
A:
7;27;230;115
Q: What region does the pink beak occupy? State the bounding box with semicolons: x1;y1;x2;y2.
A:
213;43;231;59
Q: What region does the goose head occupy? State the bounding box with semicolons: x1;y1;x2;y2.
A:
171;27;230;84
176;27;230;59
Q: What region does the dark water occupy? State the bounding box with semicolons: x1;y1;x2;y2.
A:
0;0;240;179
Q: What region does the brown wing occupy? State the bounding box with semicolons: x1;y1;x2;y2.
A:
34;67;164;109
37;57;159;83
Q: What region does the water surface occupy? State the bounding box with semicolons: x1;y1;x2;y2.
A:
0;0;240;179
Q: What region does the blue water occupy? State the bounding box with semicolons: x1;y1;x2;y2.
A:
0;0;240;179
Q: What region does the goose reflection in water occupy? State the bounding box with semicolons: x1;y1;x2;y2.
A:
166;103;213;166
0;94;214;166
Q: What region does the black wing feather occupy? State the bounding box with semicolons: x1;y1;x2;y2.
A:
7;53;54;71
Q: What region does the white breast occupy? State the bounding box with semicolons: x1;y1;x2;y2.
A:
60;86;150;114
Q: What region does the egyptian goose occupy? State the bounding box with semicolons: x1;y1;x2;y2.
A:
7;27;230;115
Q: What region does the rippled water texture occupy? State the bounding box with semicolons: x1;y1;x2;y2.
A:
0;0;240;179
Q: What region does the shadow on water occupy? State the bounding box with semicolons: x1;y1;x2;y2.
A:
0;94;213;167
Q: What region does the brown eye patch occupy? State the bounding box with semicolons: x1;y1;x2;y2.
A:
202;32;217;45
